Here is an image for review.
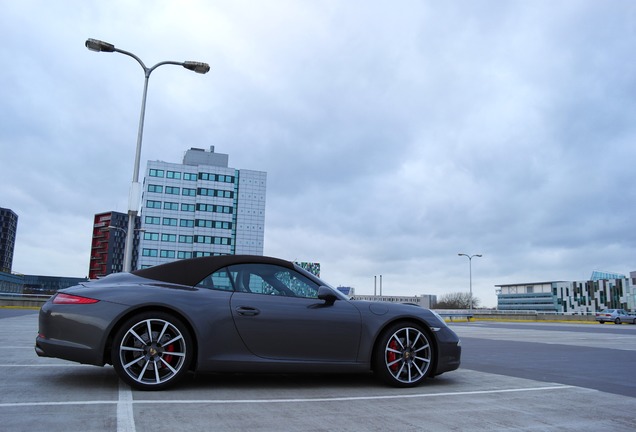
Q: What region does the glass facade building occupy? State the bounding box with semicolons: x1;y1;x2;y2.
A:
497;274;635;314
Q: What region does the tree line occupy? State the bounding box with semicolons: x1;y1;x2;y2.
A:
435;292;480;309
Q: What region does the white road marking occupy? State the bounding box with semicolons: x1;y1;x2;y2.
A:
0;384;576;408
117;380;136;432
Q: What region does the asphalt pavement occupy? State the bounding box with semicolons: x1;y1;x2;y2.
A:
1;309;635;431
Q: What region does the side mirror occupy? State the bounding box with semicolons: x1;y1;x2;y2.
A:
317;286;338;305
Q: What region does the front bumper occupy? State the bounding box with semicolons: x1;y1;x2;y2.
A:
434;327;461;374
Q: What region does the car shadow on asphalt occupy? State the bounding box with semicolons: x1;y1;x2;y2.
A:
45;366;461;394
175;371;461;392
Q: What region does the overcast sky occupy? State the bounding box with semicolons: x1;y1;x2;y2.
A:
2;1;635;307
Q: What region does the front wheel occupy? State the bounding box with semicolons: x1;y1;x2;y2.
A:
615;318;621;325
373;323;434;387
112;312;193;391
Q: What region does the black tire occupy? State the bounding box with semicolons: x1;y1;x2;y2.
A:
373;322;434;387
112;312;193;391
598;321;604;324
615;318;621;325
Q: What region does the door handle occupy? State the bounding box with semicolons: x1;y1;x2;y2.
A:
235;306;260;316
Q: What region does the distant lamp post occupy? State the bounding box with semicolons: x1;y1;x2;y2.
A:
104;226;145;272
104;225;126;235
458;253;482;312
86;38;210;272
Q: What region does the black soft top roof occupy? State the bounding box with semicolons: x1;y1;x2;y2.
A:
132;255;295;286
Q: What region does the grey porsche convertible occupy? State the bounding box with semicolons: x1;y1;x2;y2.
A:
36;255;461;390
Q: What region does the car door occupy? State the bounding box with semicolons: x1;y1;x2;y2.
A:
227;263;362;362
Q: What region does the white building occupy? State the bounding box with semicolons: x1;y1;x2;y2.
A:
496;271;635;314
138;147;266;268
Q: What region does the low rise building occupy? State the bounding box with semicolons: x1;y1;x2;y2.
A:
496;271;634;314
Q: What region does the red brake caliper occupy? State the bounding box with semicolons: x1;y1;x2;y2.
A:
388;339;399;371
163;344;174;366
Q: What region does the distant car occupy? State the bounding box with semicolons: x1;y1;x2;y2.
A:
595;309;636;324
36;255;461;390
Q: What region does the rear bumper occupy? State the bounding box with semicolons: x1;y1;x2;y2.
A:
35;335;104;366
35;299;128;366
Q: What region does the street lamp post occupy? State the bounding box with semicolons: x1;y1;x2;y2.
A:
86;38;210;272
457;253;482;312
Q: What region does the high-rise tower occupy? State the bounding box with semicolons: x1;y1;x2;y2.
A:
0;207;18;273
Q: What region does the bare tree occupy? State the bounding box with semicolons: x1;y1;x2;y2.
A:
435;292;480;309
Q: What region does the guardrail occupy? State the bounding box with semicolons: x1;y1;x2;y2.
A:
433;309;597;322
0;294;603;322
436;311;474;322
0;292;51;307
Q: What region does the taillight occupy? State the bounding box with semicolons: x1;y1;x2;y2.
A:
53;293;100;305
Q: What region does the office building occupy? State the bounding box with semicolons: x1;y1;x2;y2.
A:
138;146;266;269
496;271;635;313
0;207;18;273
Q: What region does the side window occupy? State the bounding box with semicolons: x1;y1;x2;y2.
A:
195;268;234;291
227;264;319;299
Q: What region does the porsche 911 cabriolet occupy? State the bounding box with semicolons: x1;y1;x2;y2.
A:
36;255;461;390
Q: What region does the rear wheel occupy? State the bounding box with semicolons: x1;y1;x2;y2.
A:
615;318;621;325
112;312;193;391
373;323;434;387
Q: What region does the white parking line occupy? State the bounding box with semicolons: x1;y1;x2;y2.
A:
0;384;576;409
117;381;136;432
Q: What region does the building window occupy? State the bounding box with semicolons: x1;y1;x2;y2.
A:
181;203;195;212
183;173;197;181
195;235;212;244
182;188;196;197
195;204;233;214
165;186;180;195
179;235;194;243
148;184;163;193
195;219;232;229
145;216;160;225
146;200;162;209
180;219;194;227
162;218;178;226
178;251;193;259
161;234;177;242
197;188;234;198
195;219;212;228
142;248;158;257
166;171;181;179
197;173;235;183
149;169;164;177
163;202;179;210
143;232;159;241
160;250;176;258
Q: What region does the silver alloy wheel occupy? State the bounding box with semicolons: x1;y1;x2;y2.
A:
118;318;187;386
384;326;432;385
